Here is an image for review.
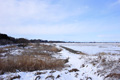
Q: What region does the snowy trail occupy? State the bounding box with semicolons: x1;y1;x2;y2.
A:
59;47;103;80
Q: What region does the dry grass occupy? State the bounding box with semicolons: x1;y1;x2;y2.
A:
35;71;47;75
45;75;54;80
35;76;41;80
25;43;62;54
61;46;86;55
21;44;62;58
20;43;62;59
0;55;65;72
94;52;120;56
0;48;8;57
97;52;107;55
0;45;17;57
10;75;21;80
4;45;16;49
0;48;7;53
69;68;79;72
37;44;62;53
105;73;120;80
56;75;61;79
22;50;51;57
0;43;65;73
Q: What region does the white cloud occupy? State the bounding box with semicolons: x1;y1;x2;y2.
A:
97;34;120;42
0;17;116;36
0;0;88;23
0;20;112;36
98;34;120;38
0;24;80;35
110;0;120;6
0;0;89;36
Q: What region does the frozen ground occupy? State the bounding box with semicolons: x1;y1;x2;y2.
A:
0;43;120;80
56;43;120;55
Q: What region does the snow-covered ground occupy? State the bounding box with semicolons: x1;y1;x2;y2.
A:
0;43;120;80
56;43;120;55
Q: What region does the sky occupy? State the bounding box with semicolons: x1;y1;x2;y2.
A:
0;0;120;42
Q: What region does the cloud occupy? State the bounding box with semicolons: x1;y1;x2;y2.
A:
0;0;119;42
0;0;88;24
0;24;80;35
0;0;89;36
0;20;114;36
0;20;103;36
98;34;120;38
110;0;120;6
97;34;120;42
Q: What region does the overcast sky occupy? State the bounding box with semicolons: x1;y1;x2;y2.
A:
0;0;120;42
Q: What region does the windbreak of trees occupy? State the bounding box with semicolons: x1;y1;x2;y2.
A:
1;33;118;45
0;33;11;40
0;33;29;45
0;33;15;45
30;39;65;43
0;33;65;45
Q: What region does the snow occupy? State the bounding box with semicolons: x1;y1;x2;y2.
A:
56;43;120;54
59;49;103;80
1;43;120;80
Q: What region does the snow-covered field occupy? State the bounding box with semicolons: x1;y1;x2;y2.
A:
56;43;120;55
0;43;120;80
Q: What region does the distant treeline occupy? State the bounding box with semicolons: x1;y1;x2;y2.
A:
0;33;65;45
30;39;65;43
0;33;119;45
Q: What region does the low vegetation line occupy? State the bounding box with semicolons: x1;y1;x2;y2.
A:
61;46;86;55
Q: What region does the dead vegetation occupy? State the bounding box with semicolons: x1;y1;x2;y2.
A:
0;74;21;80
35;76;41;80
56;75;60;79
45;75;54;80
86;77;92;80
61;46;86;55
49;70;56;73
94;52;120;56
104;73;120;80
87;54;120;79
0;57;65;73
0;49;8;53
32;43;62;53
0;43;65;73
35;71;47;75
69;68;79;72
0;55;64;72
10;75;21;80
0;45;17;57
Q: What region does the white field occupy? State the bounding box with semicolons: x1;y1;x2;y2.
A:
56;43;120;55
1;43;120;80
